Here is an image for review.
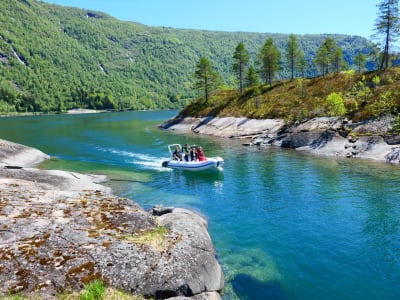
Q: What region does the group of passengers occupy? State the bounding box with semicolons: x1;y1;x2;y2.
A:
172;144;206;162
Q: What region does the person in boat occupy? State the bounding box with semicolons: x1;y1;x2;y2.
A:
172;146;182;161
182;143;190;161
190;147;197;162
197;146;207;161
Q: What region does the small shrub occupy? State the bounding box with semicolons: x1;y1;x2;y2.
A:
344;98;358;114
343;69;355;80
371;91;396;119
326;92;346;116
391;114;400;133
372;75;381;87
80;280;106;300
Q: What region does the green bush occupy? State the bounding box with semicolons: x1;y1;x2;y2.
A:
326;92;346;116
80;280;106;300
392;114;400;133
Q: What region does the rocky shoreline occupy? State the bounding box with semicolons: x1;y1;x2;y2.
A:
0;139;224;299
159;116;400;164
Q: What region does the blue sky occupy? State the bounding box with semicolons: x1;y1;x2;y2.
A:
43;0;378;38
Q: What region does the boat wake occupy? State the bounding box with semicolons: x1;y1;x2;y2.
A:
96;147;170;171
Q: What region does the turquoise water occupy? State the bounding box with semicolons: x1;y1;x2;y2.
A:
1;111;400;299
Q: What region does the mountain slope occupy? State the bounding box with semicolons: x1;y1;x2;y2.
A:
0;0;372;113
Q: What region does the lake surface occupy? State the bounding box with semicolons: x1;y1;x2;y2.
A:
1;111;400;300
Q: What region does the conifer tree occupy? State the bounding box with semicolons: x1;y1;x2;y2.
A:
232;42;250;93
285;34;303;79
245;65;260;87
373;0;400;69
354;52;367;73
297;52;307;78
193;56;222;103
332;47;345;73
314;37;342;76
257;38;281;85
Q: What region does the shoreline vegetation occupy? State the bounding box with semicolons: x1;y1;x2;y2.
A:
159;67;400;164
0;139;224;300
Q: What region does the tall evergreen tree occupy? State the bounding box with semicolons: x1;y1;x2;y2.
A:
232;42;250;93
354;52;367;73
285;34;303;79
257;38;281;85
193;56;221;103
314;37;341;76
332;47;345;73
373;0;400;69
245;65;260;87
297;52;307;78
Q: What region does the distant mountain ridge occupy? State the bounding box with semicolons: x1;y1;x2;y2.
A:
0;0;372;113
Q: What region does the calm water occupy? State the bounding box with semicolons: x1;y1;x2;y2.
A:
1;111;400;300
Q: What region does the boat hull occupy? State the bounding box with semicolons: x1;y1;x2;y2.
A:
162;157;224;171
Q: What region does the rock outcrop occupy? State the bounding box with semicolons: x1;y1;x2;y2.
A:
159;116;285;139
0;139;224;299
160;116;400;163
0;139;49;168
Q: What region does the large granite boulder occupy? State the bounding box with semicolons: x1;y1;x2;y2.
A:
0;140;224;299
279;117;345;149
0;177;223;299
159;116;285;139
0;139;49;167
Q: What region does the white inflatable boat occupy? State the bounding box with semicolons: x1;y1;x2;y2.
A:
162;144;224;171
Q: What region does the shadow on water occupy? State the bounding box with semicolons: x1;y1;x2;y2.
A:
167;168;224;183
231;274;286;300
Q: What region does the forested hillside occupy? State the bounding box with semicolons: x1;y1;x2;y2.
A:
0;0;373;113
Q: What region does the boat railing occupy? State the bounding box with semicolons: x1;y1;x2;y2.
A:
167;144;182;158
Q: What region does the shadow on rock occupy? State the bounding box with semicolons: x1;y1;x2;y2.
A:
231;273;286;300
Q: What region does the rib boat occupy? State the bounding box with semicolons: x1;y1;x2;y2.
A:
161;144;224;171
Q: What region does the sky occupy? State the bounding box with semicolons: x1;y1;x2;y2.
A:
42;0;378;38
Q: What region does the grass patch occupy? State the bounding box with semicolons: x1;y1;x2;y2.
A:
120;226;169;251
79;280;106;300
59;286;146;300
0;283;146;300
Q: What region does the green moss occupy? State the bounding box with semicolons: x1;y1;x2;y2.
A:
119;226;169;251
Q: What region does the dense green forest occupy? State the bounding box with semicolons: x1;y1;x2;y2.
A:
0;0;373;113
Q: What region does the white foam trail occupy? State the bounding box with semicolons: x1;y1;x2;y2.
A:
96;146;170;171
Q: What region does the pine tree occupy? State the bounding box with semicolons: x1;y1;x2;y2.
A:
232;42;250;93
314;37;342;76
297;52;307;78
373;0;400;69
332;47;345;73
285;34;303;79
257;38;281;85
354;52;367;73
193;56;222;103
245;65;260;87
